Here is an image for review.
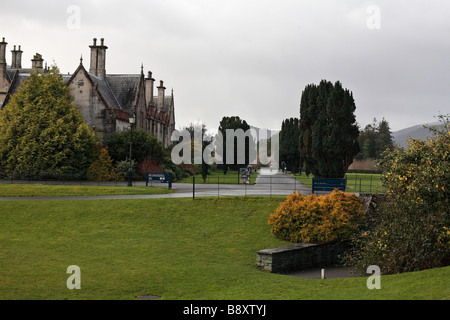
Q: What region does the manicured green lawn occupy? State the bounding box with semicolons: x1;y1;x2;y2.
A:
291;172;385;193
0;196;448;300
178;170;258;185
344;173;385;193
0;183;173;197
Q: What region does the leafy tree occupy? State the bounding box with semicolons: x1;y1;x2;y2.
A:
0;67;98;178
106;129;164;165
347;114;449;274
218;116;251;173
183;122;208;137
299;80;360;178
181;121;210;165
179;122;211;181
279;118;301;172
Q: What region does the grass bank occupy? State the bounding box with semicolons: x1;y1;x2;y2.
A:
0;196;447;300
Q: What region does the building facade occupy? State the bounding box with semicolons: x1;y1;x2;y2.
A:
0;37;175;148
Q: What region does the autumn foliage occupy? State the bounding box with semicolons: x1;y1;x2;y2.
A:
268;189;364;243
347;116;450;274
86;145;121;181
138;157;163;175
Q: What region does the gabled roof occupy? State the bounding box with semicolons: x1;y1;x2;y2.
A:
66;63;140;115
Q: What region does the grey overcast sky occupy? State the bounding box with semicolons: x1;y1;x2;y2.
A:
1;0;449;132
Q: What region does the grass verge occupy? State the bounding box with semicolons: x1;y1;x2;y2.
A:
290;172;385;193
0;183;173;197
0;196;448;300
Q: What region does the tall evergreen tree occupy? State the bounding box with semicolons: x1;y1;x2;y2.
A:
357;119;378;160
0;67;98;178
375;118;394;156
356;117;394;160
279;118;301;171
218;116;251;173
299;80;360;178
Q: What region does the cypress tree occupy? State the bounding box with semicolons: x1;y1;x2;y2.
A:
218;116;251;172
299;80;360;178
280;118;301;171
375;118;394;156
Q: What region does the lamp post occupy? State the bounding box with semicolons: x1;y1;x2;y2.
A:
127;113;135;187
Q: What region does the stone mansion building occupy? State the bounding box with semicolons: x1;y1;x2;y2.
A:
0;37;175;148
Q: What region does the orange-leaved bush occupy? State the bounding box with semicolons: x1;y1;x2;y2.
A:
268;189;364;243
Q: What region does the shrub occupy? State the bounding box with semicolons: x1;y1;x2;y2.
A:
86;146;121;181
115;159;136;180
106;129;164;164
179;163;198;176
268;189;364;243
162;156;183;181
346;115;450;274
138;157;163;175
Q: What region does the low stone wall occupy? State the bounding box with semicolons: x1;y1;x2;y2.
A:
256;194;374;274
256;241;350;274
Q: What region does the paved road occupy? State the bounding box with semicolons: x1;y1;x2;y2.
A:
253;168;310;195
0;170;311;201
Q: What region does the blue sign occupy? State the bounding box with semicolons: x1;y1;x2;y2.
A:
146;173;172;189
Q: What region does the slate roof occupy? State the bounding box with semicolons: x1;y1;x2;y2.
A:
105;74;140;112
6;69;27;91
88;73;127;111
76;66;173;122
2;65;173;123
2;69;31;106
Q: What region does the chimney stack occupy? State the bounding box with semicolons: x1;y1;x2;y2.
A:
157;80;166;111
89;38;97;74
89;37;108;79
0;38;7;64
145;71;155;106
31;53;44;71
0;37;9;106
11;45;23;69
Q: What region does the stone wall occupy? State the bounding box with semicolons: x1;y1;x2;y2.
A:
256;241;350;274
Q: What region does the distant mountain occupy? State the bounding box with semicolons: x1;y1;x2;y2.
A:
392;122;442;148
